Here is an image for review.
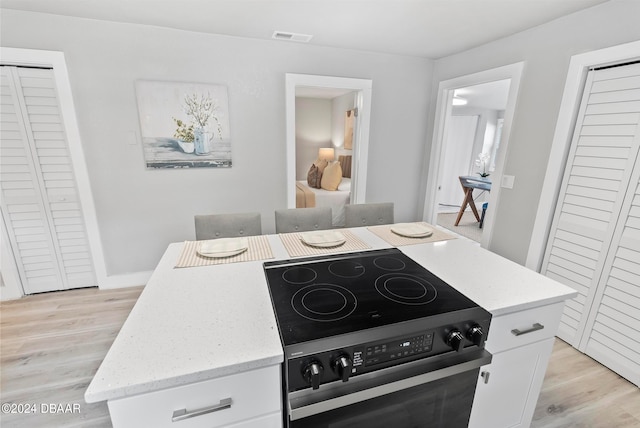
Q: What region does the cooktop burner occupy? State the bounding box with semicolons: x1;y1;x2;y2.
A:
264;248;479;345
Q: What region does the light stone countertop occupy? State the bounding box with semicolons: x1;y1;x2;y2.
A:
85;227;576;403
400;238;577;316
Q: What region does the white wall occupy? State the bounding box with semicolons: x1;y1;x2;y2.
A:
295;97;332;180
425;0;640;265
0;9;433;279
452;106;500;175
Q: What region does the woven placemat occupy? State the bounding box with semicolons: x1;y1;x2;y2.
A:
175;235;274;268
279;229;371;257
368;222;456;246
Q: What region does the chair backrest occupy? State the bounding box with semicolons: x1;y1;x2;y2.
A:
275;207;333;234
344;202;394;228
194;212;262;240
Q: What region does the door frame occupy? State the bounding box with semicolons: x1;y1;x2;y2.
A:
526;40;640;271
285;73;372;208
0;47;107;296
422;62;524;250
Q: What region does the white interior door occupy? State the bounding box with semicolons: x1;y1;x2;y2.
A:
0;65;96;294
439;115;479;207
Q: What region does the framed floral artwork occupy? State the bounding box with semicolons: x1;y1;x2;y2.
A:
344;109;355;150
135;80;231;168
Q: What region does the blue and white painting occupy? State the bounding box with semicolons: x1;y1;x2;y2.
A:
136;80;231;168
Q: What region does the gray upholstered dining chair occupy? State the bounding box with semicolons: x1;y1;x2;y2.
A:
275;207;333;234
194;212;262;240
344;202;394;228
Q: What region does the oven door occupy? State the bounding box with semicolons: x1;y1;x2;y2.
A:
288;349;491;428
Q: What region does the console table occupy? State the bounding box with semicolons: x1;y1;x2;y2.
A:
455;175;492;226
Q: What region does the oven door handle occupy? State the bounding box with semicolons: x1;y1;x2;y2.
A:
288;349;492;421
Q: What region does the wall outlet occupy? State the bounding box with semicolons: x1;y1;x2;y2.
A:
501;175;515;189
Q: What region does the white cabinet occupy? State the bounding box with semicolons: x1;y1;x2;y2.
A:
469;302;564;428
107;365;282;428
470;338;554;428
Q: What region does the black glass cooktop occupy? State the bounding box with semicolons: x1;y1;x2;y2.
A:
263;248;479;346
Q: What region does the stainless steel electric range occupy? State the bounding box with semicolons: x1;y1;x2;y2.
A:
263;248;492;428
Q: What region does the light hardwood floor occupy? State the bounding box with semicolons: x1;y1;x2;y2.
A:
1;286;639;427
531;339;640;428
1;286;142;428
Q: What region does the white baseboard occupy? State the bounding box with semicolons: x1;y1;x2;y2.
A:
98;271;153;290
0;285;24;301
0;271;151;301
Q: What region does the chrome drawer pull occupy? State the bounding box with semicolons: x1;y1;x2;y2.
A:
172;397;232;422
511;322;544;336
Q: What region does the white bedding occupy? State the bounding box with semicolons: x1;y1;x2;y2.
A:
297;179;351;226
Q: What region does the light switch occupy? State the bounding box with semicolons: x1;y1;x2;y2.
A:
501;175;515;189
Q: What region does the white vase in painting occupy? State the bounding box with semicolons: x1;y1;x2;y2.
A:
177;140;195;154
194;127;210;155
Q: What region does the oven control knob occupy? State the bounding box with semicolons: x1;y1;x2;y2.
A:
302;361;324;390
446;329;465;352
331;355;353;382
466;324;484;346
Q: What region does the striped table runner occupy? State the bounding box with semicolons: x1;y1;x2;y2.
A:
174;235;274;268
279;229;371;258
368;222;456;247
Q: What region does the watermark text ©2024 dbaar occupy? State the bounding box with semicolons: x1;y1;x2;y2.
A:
2;402;81;415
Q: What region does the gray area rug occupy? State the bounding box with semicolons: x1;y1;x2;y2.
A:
437;211;483;243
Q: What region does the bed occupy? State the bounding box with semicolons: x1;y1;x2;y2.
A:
296;178;351;226
296;155;352;226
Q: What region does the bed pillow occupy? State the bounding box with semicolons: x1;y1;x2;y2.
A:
337;177;351;192
307;158;328;189
321;161;343;191
315;158;328;173
307;164;322;188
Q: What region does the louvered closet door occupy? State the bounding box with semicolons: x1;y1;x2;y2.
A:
581;168;640;387
540;63;640;348
0;66;96;294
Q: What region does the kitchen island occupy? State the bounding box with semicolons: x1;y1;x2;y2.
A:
85;226;576;427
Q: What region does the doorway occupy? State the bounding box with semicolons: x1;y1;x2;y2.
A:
423;62;524;249
285;74;372;210
436;79;510;243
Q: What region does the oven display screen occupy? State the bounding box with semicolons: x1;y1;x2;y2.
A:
364;332;434;367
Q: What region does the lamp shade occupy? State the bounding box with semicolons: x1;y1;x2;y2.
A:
318;148;335;161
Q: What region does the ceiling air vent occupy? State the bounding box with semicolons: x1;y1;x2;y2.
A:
272;31;313;43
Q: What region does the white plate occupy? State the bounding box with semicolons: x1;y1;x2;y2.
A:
300;230;347;248
390;223;433;238
197;237;249;258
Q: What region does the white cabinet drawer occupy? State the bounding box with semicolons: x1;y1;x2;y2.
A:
108;365;281;428
486;301;565;353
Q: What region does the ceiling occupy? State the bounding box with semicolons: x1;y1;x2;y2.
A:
1;0;609;59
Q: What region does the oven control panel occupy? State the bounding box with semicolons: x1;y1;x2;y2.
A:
287;318;490;392
358;332;435;367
